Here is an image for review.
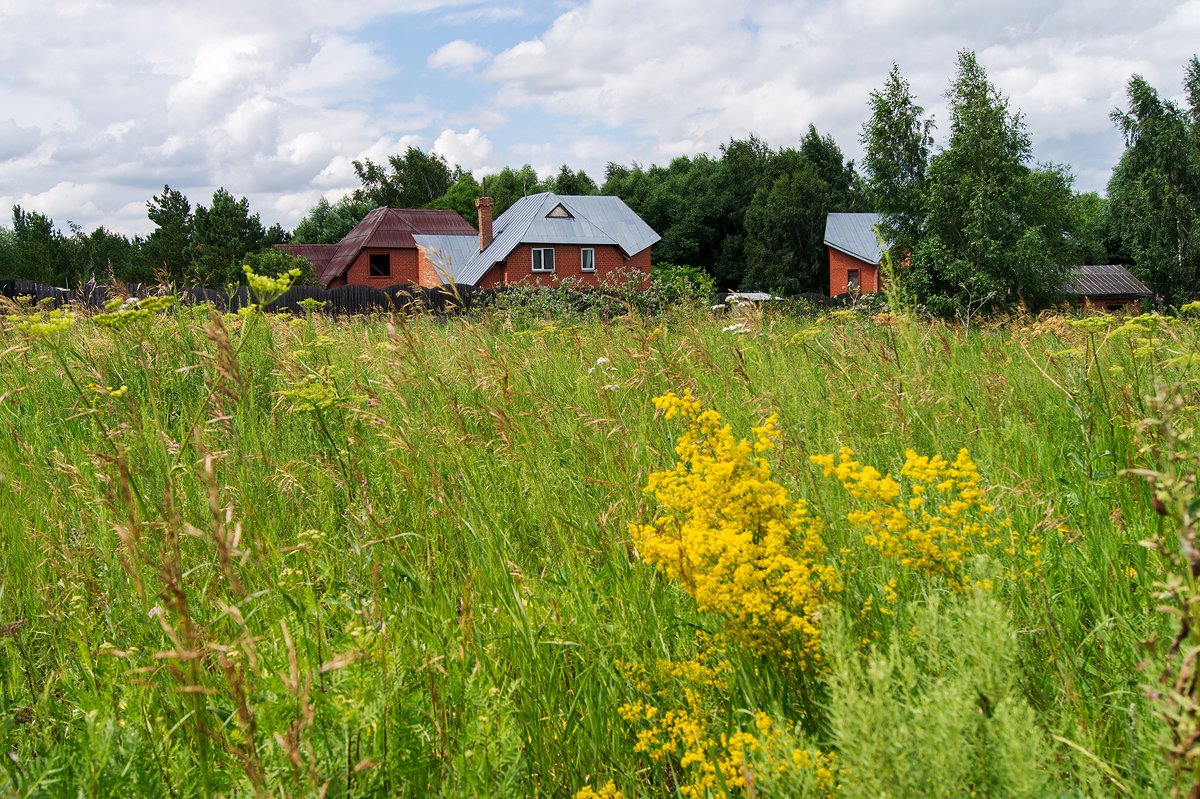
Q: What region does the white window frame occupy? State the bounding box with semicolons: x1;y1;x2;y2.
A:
580;247;595;272
532;247;555;273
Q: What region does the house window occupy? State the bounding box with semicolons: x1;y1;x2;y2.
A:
532;248;555;273
369;253;390;277
581;248;595;272
846;269;859;291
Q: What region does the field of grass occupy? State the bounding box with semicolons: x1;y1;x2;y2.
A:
1;289;1198;797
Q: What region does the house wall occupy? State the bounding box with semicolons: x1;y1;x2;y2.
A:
476;244;651;290
1078;296;1144;314
329;247;419;288
417;249;455;287
828;247;880;297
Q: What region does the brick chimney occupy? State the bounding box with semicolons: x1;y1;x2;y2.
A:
475;196;494;252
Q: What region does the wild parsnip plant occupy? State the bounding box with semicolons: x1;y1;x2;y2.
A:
0;290;1196;797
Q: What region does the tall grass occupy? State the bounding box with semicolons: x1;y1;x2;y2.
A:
0;296;1196;796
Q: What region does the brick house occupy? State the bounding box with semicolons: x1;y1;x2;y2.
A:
413;192;660;289
276;207;477;288
823;212;1151;313
824;212;884;297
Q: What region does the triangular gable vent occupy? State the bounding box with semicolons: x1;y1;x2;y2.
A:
546;203;573;219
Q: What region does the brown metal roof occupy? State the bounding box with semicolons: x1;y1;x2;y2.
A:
1066;264;1152;298
274;243;338;279
316;207;477;285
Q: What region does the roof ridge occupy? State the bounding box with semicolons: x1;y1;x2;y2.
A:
320;207;386;284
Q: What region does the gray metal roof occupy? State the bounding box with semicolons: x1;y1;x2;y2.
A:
454;193;661;285
1066;264;1152;298
413;234;480;284
824;212;884;266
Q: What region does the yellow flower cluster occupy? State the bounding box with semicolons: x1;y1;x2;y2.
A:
811;447;1000;589
630;391;839;666
603;647;837;799
574;781;625;799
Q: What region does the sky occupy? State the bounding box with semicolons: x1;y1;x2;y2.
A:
2;0;1199;238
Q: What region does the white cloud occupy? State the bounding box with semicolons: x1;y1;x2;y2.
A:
2;0;1200;237
485;0;1200;191
432;128;496;173
427;39;492;73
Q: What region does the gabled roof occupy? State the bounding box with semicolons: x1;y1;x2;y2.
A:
453;192;661;285
824;212;884;266
1066;264;1152;298
275;243;337;278
315;207;477;285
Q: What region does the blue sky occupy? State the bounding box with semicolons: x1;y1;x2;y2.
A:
2;0;1199;237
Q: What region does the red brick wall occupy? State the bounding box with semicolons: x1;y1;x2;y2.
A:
828;247;881;297
477;244;651;289
332;248;419;288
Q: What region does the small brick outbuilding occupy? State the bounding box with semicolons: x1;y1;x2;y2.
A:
824;212;883;297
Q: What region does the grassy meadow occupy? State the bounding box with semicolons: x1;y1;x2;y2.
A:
1;287;1198;797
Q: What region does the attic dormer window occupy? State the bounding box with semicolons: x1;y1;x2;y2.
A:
546;204;573;219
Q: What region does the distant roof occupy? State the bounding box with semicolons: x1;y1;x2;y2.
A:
453;193;661;285
824;212;884;266
315;207;477;285
275;243;337;278
1067;264;1152;298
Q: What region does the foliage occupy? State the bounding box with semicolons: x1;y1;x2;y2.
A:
190;188;269;288
478;164;549;216
861;62;934;256
648;262;715;307
143;184;194;283
425;173;484;223
548;164;599;196
864;54;1077;315
2;275;1199;797
353;146;459;208
8;205;69;286
292;196;375;244
742;127;861;294
1108;56;1200;305
241;247;317;286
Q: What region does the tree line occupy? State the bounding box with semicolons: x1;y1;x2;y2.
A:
2;51;1198;309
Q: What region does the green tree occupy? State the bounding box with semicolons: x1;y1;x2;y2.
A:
741;128;862;293
1108;56;1200;303
10;206;70;285
77;226;148;284
603;154;736;286
861;62;934;256
353;147;459;208
479;165;548;216
908;51;1073;314
547;164;599;196
292;196;374;244
1070;191;1112;266
191;188;267;288
0;225;16;278
425;173;483;223
142;185;194;283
